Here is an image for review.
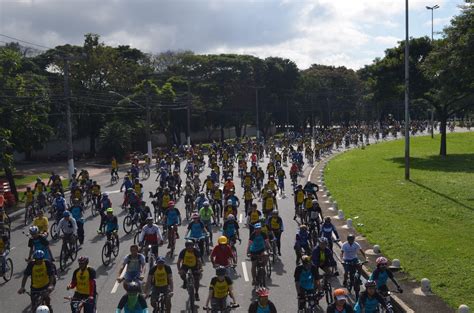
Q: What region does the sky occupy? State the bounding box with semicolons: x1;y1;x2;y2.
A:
0;0;467;70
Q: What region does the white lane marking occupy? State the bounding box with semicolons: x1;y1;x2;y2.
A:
241;261;249;282
107;190;121;194
239;213;243;224
111;264;127;294
308;165;316;183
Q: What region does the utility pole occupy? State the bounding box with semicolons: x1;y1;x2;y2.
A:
63;57;74;179
250;86;265;141
286;97;289;137
404;0;410;180
187;83;191;147
426;4;439;139
145;94;152;160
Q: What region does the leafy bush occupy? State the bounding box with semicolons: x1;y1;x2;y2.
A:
99;121;131;161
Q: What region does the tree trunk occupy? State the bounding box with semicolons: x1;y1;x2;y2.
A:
439;113;447;157
235;124;242;138
89;132;96;156
25;150;32;161
3;166;18;201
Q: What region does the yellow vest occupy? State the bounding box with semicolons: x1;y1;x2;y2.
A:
183;250;197;267
153;266;169;287
212;278;231;299
76;268;91;295
32;261;49;289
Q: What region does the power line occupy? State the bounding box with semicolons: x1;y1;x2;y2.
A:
0;33;53;50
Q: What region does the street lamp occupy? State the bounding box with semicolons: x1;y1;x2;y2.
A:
404;0;410;180
426;4;439;139
109;91;152;160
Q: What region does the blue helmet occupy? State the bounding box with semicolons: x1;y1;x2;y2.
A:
33;250;45;260
63;211;71;217
254;223;262;229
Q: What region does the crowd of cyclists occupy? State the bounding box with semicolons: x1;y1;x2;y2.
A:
0;121;436;313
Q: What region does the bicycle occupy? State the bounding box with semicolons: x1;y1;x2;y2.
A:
24;203;37;226
59;235;78;271
148;291;173;313
321;272;334;305
50;218;61;240
297;291;323;313
0;249;13;282
141;165;151;180
26;290;52;313
255;254;268;288
204;302;239;313
101;231;119;266
166;224;178;257
110;173;119;185
64;295;96;313
344;260;368;301
122;209;142;234
185;270;197;313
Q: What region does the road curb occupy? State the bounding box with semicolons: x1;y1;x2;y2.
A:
309;143;414;313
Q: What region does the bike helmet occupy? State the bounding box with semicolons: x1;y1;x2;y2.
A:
227;199;233;205
102;192;109;197
324;217;331;222
218;236;228;245
106;208;114;213
63;211;71;218
126;281;141;293
168;201;175;207
191;212;199;219
203;201;210;207
253;223;262;229
156;256;166;264
272;210;278;215
299;224;307;230
365;280;377;288
185;240;194;247
227;214;235;221
146;216;154;222
33;250;45;260
301;255;311;263
29;226;39;235
78;256;89;264
256;287;270;297
318;237;329;244
347;234;355;241
333;288;347;300
36;305;50;313
216;266;227;276
312;199;318;204
376;256;388;266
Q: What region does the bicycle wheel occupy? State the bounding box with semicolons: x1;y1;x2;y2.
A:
112;237;120;257
70;240;78;261
325;283;333;304
133;231;140;245
111;175;118;185
266;260;272;278
3;258;13;282
187;280;195;312
123;215;133;234
50;222;59;240
91;203;98;217
24;207;31;226
60;245;68;271
257;266;266;287
101;243;111;266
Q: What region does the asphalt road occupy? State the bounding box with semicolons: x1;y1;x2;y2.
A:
1;148;354;313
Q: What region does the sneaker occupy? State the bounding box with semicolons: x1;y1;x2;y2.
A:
278;251;281;256
195;293;200;301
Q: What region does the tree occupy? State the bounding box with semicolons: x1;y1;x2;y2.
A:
422;3;474;156
99;121;132;161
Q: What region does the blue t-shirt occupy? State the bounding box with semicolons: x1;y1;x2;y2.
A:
106;216;119;233
294;265;319;291
70;206;83;223
354;296;381;313
165;209;180;226
188;222;205;238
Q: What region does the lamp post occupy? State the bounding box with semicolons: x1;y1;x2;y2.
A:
426;4;439;139
404;0;410;180
109;91;152;160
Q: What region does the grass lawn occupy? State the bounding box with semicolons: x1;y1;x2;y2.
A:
325;132;474;309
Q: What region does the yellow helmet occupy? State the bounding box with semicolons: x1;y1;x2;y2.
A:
218;236;228;245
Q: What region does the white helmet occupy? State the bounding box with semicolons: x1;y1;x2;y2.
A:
227;199;233;205
36;306;50;313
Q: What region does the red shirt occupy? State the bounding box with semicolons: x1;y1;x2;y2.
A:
211;244;234;266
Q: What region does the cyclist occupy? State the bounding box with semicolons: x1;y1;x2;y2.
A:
294;255;323;310
0;226;10;274
58;211;78;247
117;244;146;288
198;201;215;244
120;176;133;193
111;156;119;179
205;266;236;311
293;185;305;220
327;288;354;313
90;181;101;207
116;281;148;313
32;210;49;237
177;240;203;301
103;208;119;248
18;250;55;312
276;166;286;195
354;280;391;313
211;184;223;217
262;189;277;218
201;175;215;196
27;226;54;263
247;203;262;236
52;192;67;220
139;216;163;260
294;224;311;265
24;186;35;209
69;198;85;245
341;234;367;287
211;236;236;271
133;178;143;199
186;213;208;255
247;223;270;286
98;193;112;233
267;210;283;256
163;201;181;244
67;256;96;313
222;214;240;244
145;256;173;313
194;192;208;213
248;287;277;313
34;177;47;195
369;257;403;294
321;217;340;251
311;237;337;275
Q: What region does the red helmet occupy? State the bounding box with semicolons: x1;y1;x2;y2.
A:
168;201;175;207
256;287;270;297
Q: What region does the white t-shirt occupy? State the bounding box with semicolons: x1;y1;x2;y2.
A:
341;241;361;261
